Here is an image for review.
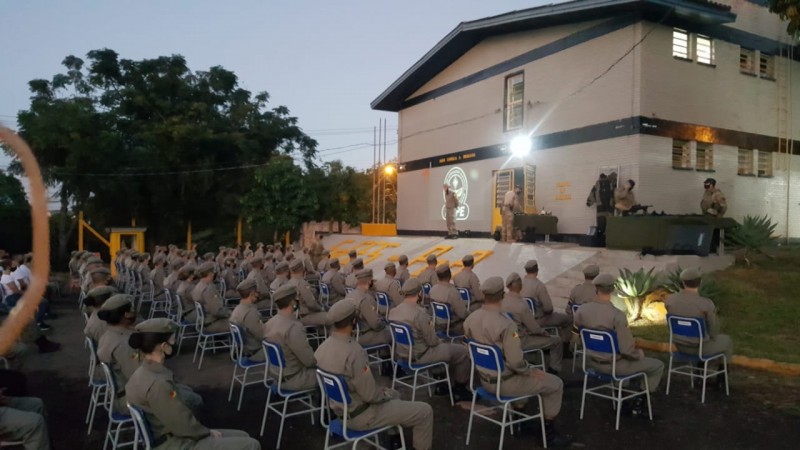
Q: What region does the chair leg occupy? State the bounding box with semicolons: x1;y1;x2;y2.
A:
701;360;709;404
443;365;454;406
396;425;407;450
665;355;673;395
192;335;201;363
498;403;510;450
411;370;419;402
579;374;588;420
260;389;273;436
276;396;290;449
237;368;248;411
465;392;478;446
228;366;237;402
643;375;653;420
538;395;547;449
614;381;624;430
723;357;730;396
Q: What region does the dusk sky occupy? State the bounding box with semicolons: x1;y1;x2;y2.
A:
0;0;549;171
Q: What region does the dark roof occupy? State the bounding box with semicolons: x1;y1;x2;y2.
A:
372;0;737;112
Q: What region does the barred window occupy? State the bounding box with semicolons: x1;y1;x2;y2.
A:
672;28;690;59
672;139;691;169
696;143;714;171
504;73;524;131
696;35;714;65
760;54;775;79
740;48;755;74
737;148;754;175
758;151;773;177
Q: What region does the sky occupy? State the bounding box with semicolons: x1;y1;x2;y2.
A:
0;0;548;172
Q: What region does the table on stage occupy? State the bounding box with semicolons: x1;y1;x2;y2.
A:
606;215;738;255
514;214;558;242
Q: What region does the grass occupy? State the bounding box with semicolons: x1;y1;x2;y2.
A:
630;248;800;365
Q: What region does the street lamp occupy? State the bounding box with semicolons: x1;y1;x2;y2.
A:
384;164;395;176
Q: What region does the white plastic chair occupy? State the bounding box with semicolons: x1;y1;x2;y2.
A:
388;321;453;405
127;403;155;450
666;315;729;403
192;302;231;369
464;340;547;449
85;337;107;435
228;324;266;411
99;362;135;450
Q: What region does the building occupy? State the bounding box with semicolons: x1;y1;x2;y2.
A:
372;0;800;240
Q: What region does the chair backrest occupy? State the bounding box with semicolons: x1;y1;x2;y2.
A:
388;321;416;362
345;287;354;295
467;340;507;400
85;336;100;378
667;314;707;355
524;297;537;314
99;362;121;414
217;278;227;296
319;282;330;305
571;303;580;314
423;283;432;296
316;368;353;407
194;301;205;331
127;403;155;450
229;324;245;362
457;288;471;302
430;301;452;322
262;339;289;392
374;292;390;315
580;328;621;375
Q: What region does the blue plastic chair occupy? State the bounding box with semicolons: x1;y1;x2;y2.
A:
228;324;267;411
666;315;729;403
170;294;198;356
422;283;432;298
192;302;231;369
457;287;472;310
579;328;653;430
345;287;355;295
99;362;135;450
127;404;155;450
464;340;547;449
85;337;107;435
501;311;545;371
316;368;407;450
356;322;392;375
570;304;583;373
374;292;391;317
319;282;331;307
430;301;464;342
260;340;319;449
388;321;453;405
524;297;559;336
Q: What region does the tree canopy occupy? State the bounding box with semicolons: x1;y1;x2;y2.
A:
768;0;800;35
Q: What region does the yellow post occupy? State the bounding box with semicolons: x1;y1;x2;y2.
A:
131;217;136;227
186;221;192;250
78;210;84;251
237;217;243;247
284;231;290;249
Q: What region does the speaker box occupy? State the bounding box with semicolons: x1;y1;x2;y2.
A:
665;224;713;256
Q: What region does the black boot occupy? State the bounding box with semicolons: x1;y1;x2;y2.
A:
451;384;472;402
35;336;61;353
379;432;403;449
544;421;573;448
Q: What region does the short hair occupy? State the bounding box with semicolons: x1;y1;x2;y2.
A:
683;278;701;289
436;269;451;281
484;291;503;303
333;312;358;330
274;293;296;310
97;303;133;325
463;259;474;268
238;286;257;299
525;265;539;274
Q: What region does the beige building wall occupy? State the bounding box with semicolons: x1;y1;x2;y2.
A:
719;0;790;40
398;22;644;162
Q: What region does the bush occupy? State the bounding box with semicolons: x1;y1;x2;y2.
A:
615;267;656;321
725;214;777;267
661;266;721;302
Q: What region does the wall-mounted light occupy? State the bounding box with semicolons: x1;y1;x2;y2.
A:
510;135;532;158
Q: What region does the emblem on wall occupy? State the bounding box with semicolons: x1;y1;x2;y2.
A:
441;166;470;221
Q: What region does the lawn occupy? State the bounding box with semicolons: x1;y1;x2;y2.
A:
629;247;800;365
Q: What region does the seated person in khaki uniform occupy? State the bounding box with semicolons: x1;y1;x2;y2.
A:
97;294;141;414
665;268;732;385
343;269;391;347
176;264;198;322
395;255;410;286
286;259;328;327
191;262;230;333
453;254;485;312
244;256;271;311
263;284;318;390
574;273;664;415
464;277;571;446
126;319;260;450
567;265;600;316
341;250;357;276
0;394;51;450
373;262;404;308
316;301;434;450
502;272;563;374
83;286;116;343
269;261;289;292
387;278;471;401
344;258;365;290
321;258;347;305
230;279;266;362
429;263;468;335
520;260;573;347
417;254;438;288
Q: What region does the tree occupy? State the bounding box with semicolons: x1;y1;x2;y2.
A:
768;0;800;35
4;49;317;261
0;171;28;213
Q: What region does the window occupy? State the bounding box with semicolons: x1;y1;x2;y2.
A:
695;35;714;65
760;54;775;79
740;48;756;74
696;143;713;171
672;139;691;169
672;28;690;59
738;148;755;175
758;151;773;177
504;73;524;131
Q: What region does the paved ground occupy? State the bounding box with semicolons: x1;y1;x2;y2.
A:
22;292;800;449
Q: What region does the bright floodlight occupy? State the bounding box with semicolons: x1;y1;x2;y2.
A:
384;165;395;175
510;135;532;157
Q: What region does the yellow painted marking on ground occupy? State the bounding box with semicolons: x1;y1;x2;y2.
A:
450;250;494;276
410;246;453;277
329;239;355;260
361;242;400;265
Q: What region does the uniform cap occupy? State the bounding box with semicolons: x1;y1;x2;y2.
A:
352;258;364;268
273;284;298;302
251;256;264;265
328;300;358;323
236;278;257;292
462;254;474;265
135;318;179;334
329;258;340;267
348;250;357;257
275;261;289;272
582;265;600;277
505;272;522;286
680;268;702;281
524;260;539;271
401;278;423;296
203;252;215;259
86;285;117;300
90;266;111;276
218;246;226;251
426;254;437;264
195;262;216;277
179;264;196;276
355;268;373;280
435;263;450;275
703;178;716;185
384;262;395;271
153;254;166;264
481;277;505;295
86;256;103;264
398;255;408;265
289;258;304;272
592;273;617;287
100;294;133;311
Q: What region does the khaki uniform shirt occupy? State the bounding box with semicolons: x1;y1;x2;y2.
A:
445;191;458;209
230;303;264;356
453;269;485;303
286;276;322;316
315;333;390;415
387;302;439;361
84;310;108;343
568;281;596;316
317;258;330;273
150;266;166;291
245;269;270;296
430;281;468;322
126;360;209;446
574;301;639;361
395;266;410;285
614;186;636;211
262;263;277;285
97;325;140;389
176;281;196;313
521;276;553;318
417;267;437;288
501;291;547;336
701;188;727;216
264;312;316;378
345;272;358;289
664;291;721;344
373;276;403;308
164;272;179;293
192;280;229;322
464;307;529;378
321;269;347;301
342;262;354;277
344;289;385;334
270;275;288;292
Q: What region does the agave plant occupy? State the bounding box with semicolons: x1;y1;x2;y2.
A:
725;214;777;267
661;267;684;294
615;267;656;321
661;266;721;301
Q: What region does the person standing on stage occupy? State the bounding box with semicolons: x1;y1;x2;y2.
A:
614;179;637;216
701;178;727;217
444;184;459;239
502;185;522;243
586;173;615;234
